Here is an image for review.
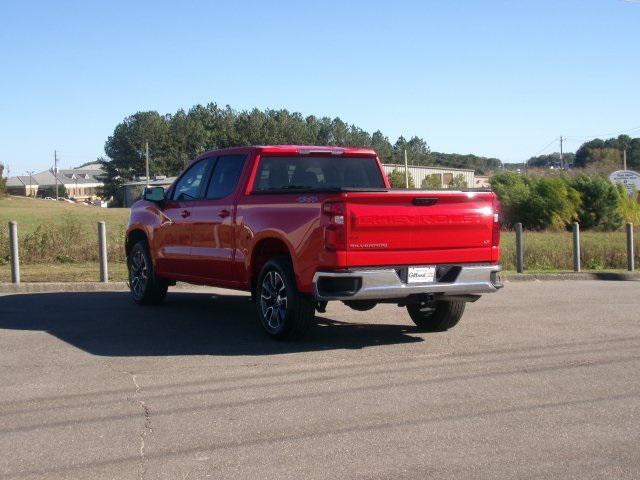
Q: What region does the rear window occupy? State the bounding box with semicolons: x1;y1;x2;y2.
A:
254;156;386;192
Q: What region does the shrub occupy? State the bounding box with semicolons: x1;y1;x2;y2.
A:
570;174;623;230
388;168;415;188
421;174;442;189
448;174;468;189
618;187;640;225
490;172;531;227
521;177;580;230
491;172;629;231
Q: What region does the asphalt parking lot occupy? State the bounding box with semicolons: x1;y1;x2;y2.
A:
1;280;639;479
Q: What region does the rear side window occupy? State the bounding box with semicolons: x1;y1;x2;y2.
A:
205;155;246;199
172;159;210;200
254;156;385;191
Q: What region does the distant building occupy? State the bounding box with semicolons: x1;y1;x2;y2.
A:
120;176;177;207
7;163;104;200
6;175;39;197
382;164;475;188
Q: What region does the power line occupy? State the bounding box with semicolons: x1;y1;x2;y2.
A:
530;137;559;158
564;125;640;140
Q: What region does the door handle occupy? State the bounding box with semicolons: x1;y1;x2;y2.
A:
180;209;191;218
218;209;231;218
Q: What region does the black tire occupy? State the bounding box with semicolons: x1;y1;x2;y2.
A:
256;256;315;340
127;241;168;305
406;300;466;332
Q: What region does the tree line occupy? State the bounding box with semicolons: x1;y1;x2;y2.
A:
98;104;502;199
522;135;640;171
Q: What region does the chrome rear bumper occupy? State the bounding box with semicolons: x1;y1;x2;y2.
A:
312;264;502;301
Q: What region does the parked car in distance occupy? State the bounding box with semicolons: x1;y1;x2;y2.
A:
126;145;502;339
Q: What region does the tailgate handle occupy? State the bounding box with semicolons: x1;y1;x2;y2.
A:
413;197;438;206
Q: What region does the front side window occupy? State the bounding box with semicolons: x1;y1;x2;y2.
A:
206;155;246;199
254;156;385;192
172;159;209;201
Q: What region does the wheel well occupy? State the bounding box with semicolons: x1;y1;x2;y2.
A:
251;238;292;292
126;229;148;256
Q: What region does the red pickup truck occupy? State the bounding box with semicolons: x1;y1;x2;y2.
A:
126;145;502;339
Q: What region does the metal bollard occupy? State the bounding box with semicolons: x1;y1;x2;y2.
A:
515;222;524;273
627;223;635;272
98;221;108;282
572;222;581;272
9;221;20;284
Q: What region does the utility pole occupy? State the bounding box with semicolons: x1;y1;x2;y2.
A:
145;141;150;187
623;149;627;171
404;149;409;188
559;136;564;169
54;150;59;200
26;170;34;197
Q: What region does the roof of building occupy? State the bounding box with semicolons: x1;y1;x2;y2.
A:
7;164;105;189
382;163;474;173
6;177;26;187
6;176;38;187
32;167;104;187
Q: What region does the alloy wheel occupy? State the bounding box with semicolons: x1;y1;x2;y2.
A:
260;271;288;331
130;249;148;299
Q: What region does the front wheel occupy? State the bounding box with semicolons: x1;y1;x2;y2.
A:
256;257;315;340
128;241;168;305
406;299;466;332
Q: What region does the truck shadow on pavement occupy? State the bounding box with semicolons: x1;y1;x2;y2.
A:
0;291;423;356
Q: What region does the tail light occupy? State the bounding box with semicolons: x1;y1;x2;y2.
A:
492;199;501;247
323;201;346;251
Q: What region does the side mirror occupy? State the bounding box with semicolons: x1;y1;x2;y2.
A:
143;186;165;204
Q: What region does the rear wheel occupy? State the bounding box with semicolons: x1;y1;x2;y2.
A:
256;256;315;340
128;241;168;305
407;299;465;332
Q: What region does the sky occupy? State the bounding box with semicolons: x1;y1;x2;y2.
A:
1;0;640;175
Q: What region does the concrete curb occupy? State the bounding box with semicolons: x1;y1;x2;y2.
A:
1;272;638;293
502;272;640;282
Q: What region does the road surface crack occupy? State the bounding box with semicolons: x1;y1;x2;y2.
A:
123;371;152;480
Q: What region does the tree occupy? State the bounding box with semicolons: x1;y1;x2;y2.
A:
522;177;580;230
526;152;575;168
421;174;442;189
371;130;393;162
97;103;504;197
448;174;468;189
426;151;502;174
0;163;6;196
574;134;640;170
387;168;415;188
490;172;531;227
570;174;623;230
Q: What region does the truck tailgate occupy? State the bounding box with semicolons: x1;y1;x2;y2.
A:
344;191;498;266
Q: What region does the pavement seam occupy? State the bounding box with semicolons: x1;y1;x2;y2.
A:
122;371;152;480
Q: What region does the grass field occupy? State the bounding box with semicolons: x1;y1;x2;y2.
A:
0;196;129;264
501;230;639;271
1;195;638;281
0;195;129;232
